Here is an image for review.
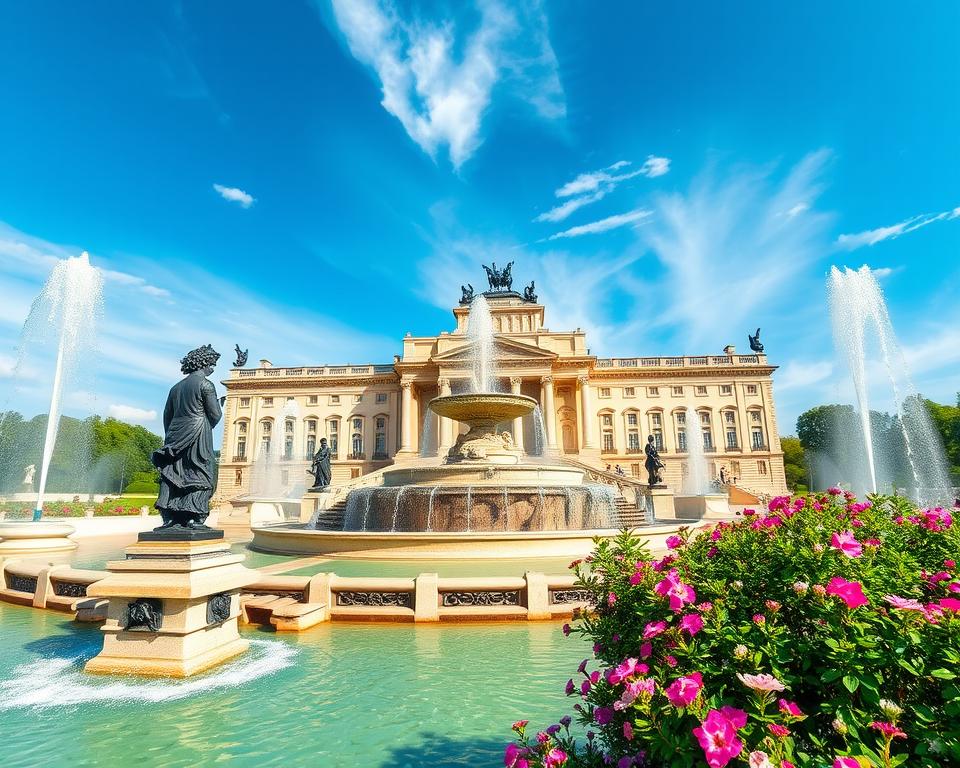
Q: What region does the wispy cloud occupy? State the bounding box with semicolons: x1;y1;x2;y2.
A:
328;0;564;169
108;404;158;424
776;359;833;392
536;156;670;223
213;184;255;208
836;206;960;250
547;208;652;240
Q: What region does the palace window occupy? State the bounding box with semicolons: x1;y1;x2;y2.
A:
285;418;295;434
676;411;687;425
329;395;340;405
306;419;317;433
747;384;758;395
630;464;640;478
751;410;762;423
352;417;363;431
624;387;636;397
730;460;741;478
702;429;714;450
263;397;274;407
721;385;733;395
284;435;294;460
239;397;250;408
672;386;683;396
695;386;707;396
235;468;242;485
650;413;662;427
677;429;687;452
699;411;711;425
354;394;363;403
724;411;736;424
627;430;640;452
599;387;611;398
327;418;339;457
648;386;659;397
752;428;765;450
602;431;615;452
260;419;272;454
308;395;318;405
653;430;664;450
627;412;638;426
236;435;246;460
352;431;364;458
376;393;388;404
601;414;613;427
238;422;248;435
305;435;316;458
374;417;387;458
726;428;738;449
758;460;768;475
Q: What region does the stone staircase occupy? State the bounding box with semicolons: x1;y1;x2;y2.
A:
312;499;347;531
614;493;648;528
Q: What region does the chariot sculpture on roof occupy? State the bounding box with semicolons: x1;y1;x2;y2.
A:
482;261;514;292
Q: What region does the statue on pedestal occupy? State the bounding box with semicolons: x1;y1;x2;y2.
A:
308;437;332;491
151;345;224;530
233;344;248;367
523;281;537;302
748;328;764;353
22;464;36;490
460;284;474;304
644;435;665;487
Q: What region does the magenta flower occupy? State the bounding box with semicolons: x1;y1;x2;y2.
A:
884;595;924;611
654;568;697;612
833;760;859;768
504;743;526;767
718;705;747;729
941;597;960;611
693;709;744;768
594;706;614;725
830;530;863;558
665;672;703;707
666;534;684;549
607;592;617;606
737;672;785;692
680;613;704;636
768;723;790;738
640;642;652;658
643;620;668;639
778;699;803;718
623;721;634;740
870;721;906;739
825;577;869;609
543;748;568;767
565;678;575;695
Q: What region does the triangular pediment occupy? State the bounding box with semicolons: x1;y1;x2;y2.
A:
432;337;557;363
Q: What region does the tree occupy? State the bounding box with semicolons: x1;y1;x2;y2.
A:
924;394;960;484
780;436;807;492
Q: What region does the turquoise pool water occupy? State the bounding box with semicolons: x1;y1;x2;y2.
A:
0;602;586;768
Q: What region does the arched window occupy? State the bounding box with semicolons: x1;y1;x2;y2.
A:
373;415;388;459
326;417;340;458
259;419;273;455
234;420;249;461
599;409;616;453
697;410;713;451
304;418;318;458
624;410;641;453
673;408;688;452
722;409;739;450
284;417;296;460
350;417;364;459
646;409;664;451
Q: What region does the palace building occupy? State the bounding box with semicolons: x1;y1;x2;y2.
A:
215;278;788;504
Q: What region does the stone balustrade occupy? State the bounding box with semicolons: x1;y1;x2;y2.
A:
233;364;396;378
594;354;764;369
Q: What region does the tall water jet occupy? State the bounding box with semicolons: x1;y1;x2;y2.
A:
682;402;710;494
828;266;950;501
14;253;103;520
467;294;498;393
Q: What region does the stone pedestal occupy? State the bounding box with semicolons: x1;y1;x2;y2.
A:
85;529;258;678
647;486;677;521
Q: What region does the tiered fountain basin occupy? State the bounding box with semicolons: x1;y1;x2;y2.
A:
0;520;78;559
250;390;692;559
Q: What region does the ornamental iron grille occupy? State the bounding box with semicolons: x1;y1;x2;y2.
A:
549;589;595;605
336;591;412;607
440;591;521;607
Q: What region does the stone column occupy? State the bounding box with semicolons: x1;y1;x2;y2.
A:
579;375;597;449
438;377;452;454
510;377;524;452
399;381;413;453
541;375;558;451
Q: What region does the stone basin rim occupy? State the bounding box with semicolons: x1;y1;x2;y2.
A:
427;392;538;422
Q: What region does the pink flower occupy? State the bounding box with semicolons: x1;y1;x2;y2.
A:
577;658;589;674
565;678;575;695
623;721;634;740
940;597;960;611
737;672;786;691
654;568;697;612
594;707;613;725
693;709;744;768
782;761;796;768
680;613;705;636
629;571;643;586
945;559;956;568
884;595;924;611
825;577;869;609
718;705;747;729
543;748;568;768
666;534;684;549
607;592;617;606
536;731;550;744
748;752;773;768
562;623;571;636
665;654;678;667
870;721;906;739
665;672;703;707
511;720;528;732
643;620;668;639
778;699;803;718
753;614;766;625
504;743;527;767
828;486;842;495
640;642;652;658
768;723;790;738
765;600;781;612
830;530;863;558
833;758;859;768
580;679;591;696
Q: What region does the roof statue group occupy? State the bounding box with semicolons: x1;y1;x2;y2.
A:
460;262;537;304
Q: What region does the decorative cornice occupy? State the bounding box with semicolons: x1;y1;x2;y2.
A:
225;374;399;391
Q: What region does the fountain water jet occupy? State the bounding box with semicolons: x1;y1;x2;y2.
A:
828;266;951;501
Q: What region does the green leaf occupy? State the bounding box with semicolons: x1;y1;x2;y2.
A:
842;674;860;692
930;668;956;680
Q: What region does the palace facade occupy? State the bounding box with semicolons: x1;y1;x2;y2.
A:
215;288;788;503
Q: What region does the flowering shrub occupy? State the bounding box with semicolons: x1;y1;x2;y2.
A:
506;493;960;767
0;497;156;518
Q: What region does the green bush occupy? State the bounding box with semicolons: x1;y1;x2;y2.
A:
506;492;960;768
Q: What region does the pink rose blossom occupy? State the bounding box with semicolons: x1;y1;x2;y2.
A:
693;709;744;768
778;699;803;718
753;614;766;625
643;620;668;639
665;672;703;707
830;530;863;557
665;655;678;667
870;721;906;739
768;723;790;738
825;577;869;609
737;672;786;691
940;597;960;611
640;642;652;658
748;752;773;768
833;758;859;768
884;595;924;611
718;705;747;729
680;613;705;636
543;748;568;767
504;743;527;767
666;534;684;549
607;592;617;606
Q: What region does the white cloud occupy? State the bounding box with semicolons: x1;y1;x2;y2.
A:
107;404;158;423
775;360;833;392
836;206;959;250
535;156;670;223
547;208;652;239
213;184;255;208
786;202;809;218
329;0;564;169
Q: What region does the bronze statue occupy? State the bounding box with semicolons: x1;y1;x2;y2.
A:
152;345;224;529
460;283;474;304
644;434;665;486
308;437;332;490
481;261;516;292
233;344;248;367
501;261;514;291
523;280;537;302
748;328;764;353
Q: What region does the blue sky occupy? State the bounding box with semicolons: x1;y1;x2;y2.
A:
0;1;958;436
